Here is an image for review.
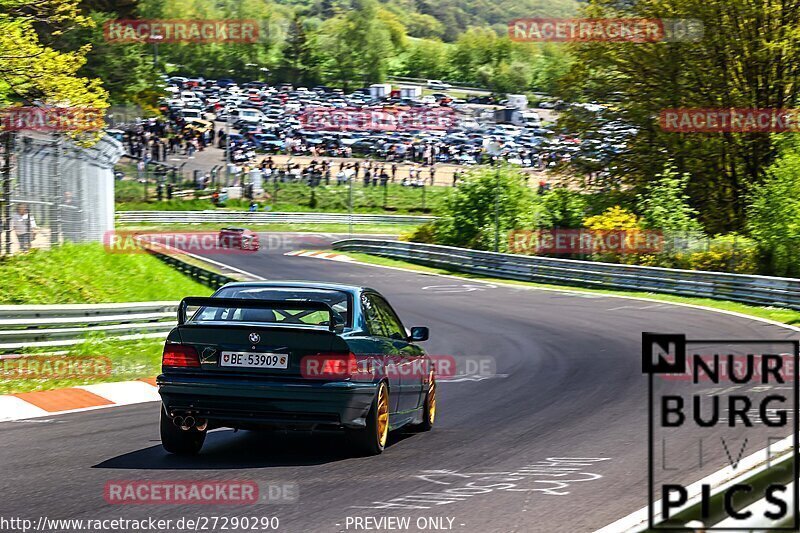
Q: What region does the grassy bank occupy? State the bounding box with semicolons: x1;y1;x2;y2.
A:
0;243;211;304
117;183;451;214
3;337;164;394
334;251;800;326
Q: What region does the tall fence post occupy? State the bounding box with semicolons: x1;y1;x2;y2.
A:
2;132;11;255
50;133;62;246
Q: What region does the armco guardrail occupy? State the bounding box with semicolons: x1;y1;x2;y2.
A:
117;211;435;225
0;302;178;351
386;75;492;95
0;240;242;350
145;244;238;289
332;239;800;310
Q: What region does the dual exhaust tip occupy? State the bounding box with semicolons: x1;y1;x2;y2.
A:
172;415;208;431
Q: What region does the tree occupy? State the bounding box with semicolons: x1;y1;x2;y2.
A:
0;0;108;110
400;39;449;79
316;0;399;87
279;14;319;86
54;11;157;106
562;0;800;233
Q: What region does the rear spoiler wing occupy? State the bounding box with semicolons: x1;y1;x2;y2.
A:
178;297;336;332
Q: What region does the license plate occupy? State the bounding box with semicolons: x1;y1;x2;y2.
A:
220;351;288;369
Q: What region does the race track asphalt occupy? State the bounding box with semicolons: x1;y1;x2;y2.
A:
0;233;795;533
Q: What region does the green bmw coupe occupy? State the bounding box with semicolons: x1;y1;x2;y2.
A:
157;282;435;456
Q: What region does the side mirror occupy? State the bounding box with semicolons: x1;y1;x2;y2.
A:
409;326;429;342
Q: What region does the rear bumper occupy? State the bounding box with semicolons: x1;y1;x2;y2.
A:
157;374;378;430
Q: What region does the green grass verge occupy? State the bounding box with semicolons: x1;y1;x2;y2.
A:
117;183;451;214
335;251;800;326
116;222;419;235
2;336;164;394
0;243;212;304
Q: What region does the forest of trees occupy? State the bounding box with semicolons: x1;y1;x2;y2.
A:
561;0;800;235
35;0;577;110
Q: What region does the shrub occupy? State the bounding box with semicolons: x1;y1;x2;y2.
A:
636;163;703;233
748;144;800;276
403;223;437;244
583;205;640;231
539;187;587;228
432;166;538;250
685;234;759;274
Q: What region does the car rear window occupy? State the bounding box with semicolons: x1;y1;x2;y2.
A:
191;287;352;328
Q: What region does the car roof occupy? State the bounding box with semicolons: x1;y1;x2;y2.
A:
219;281;372;295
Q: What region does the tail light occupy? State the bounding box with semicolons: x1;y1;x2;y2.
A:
301;352;370;380
163;344;200;368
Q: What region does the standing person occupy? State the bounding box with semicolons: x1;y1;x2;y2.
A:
391;162;397;182
11;204;36;252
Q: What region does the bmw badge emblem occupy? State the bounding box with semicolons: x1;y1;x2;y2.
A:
249;332;261;344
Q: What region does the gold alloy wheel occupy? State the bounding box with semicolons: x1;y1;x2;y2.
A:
428;381;436;425
377;384;389;448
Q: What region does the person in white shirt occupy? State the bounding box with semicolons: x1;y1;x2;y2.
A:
11;204;36;251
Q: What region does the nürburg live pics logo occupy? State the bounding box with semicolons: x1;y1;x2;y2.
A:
642;332;799;530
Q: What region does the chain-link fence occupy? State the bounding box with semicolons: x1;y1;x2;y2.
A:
0;130;124;255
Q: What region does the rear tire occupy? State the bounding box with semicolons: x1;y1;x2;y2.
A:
348;382;389;456
160;407;206;455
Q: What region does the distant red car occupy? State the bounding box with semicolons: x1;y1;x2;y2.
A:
218;227;259;250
